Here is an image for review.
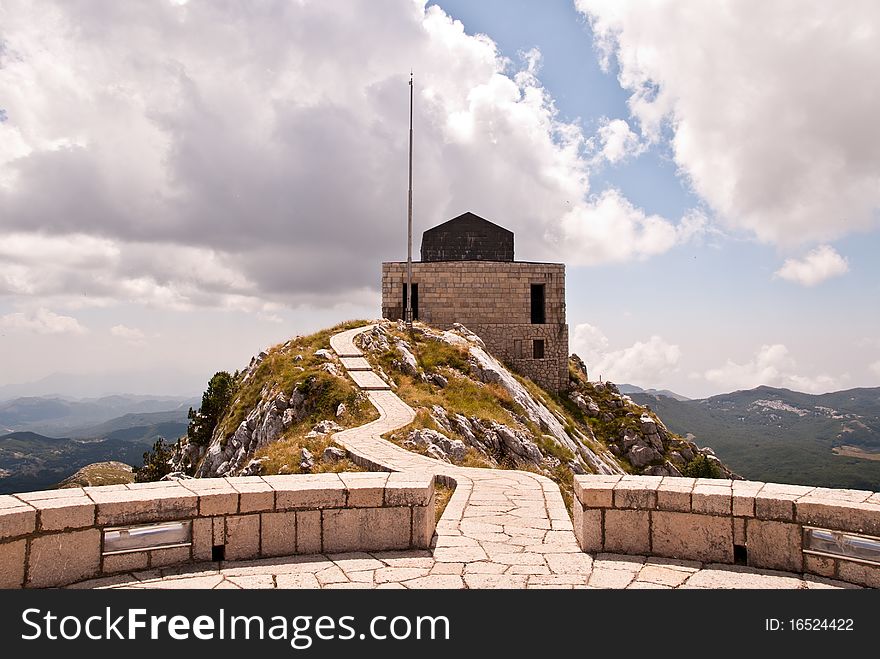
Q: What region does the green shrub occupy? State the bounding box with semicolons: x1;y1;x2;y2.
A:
682;453;721;478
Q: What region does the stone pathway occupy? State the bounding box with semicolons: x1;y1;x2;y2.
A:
75;324;855;590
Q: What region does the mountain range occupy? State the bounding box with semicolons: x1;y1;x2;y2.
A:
0;394;193;493
629;385;880;491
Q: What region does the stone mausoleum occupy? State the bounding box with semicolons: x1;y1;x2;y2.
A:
382;212;569;392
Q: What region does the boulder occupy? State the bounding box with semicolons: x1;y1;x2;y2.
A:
435;437;467;462
300;448;314;471
627;445;659;468
335;402;347;418
314;349;334;360
240;457;266;476
322;446;347;463
395;341;420;377
428;373;448;388
426;444;450;462
570;354;589;379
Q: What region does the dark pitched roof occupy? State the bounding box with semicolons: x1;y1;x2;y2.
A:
421;212;514;262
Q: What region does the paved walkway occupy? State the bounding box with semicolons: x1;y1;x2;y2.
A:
76;324;855;589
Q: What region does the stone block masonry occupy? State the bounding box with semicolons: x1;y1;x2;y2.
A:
381;261;569;392
0;473;435;588
572;475;880;587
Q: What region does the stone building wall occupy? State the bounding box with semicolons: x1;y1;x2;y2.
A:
381;261;569;392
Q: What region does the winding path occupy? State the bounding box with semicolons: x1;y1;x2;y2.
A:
76;324;854;589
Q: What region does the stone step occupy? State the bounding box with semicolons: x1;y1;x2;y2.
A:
340;356;372;371
348;370;391;391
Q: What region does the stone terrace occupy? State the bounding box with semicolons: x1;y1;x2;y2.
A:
66;324;861;589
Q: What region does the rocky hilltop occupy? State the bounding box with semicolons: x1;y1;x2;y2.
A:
167;321;734;499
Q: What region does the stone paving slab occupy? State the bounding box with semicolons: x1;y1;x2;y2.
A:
74;323;854;591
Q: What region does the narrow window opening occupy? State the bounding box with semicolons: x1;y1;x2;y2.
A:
402;283;419;320
533;339;545;359
530;284;545;324
212;545;225;562
734;544;748;565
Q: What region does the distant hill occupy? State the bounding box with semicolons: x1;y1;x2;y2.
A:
618;384;690;401
0;407;189;494
57;461;135;488
70;410;188;440
0;394;197;436
631;385;880;490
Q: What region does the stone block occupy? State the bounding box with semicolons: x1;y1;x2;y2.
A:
213;516;225;546
265;474;346;510
0;496;36;540
225;514;261;561
734;517;746;545
652;511;733;563
27;529;101;588
732;481;762;517
181;480;240;517
746;519;802;572
89;484;197;526
103;551;149;574
0;540;26;588
574;505;602;552
795;497;880;535
837;560;880;588
754;484;814;522
226;477;276;513
804;553;836;579
18;492;95;531
192;517;213;561
261;511;296;557
339;472;388;508
149;545;192;568
603;509;650;555
322;507;411;553
691;485;731;515
412;504;435;548
613;477;660;510
296;510;322;554
384;473;433;506
656;478;693;513
573;476;617;508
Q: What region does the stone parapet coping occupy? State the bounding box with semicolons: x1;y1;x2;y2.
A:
0;473;435;588
572;475;880;588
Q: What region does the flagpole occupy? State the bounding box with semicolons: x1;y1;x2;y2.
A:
406;71;414;330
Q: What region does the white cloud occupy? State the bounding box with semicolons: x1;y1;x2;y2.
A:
774;245;849;286
577;1;880;246
593;118;643;164
110;324;146;345
0;0;698;314
572;322;681;386
703;344;840;393
0;308;87;335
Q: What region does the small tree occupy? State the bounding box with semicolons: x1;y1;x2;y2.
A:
187;371;236;446
136;438;174;482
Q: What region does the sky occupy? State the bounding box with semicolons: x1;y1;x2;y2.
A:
0;0;879;399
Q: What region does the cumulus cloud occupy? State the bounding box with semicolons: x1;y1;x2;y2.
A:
110;324;147;345
774;245;849;286
593;118;643;164
0;0;700;313
703;344;840;393
572;323;681;386
0;308;87;335
577;0;880;246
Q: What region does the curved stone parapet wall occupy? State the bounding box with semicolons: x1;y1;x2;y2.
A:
573;475;880;588
0;472;435;588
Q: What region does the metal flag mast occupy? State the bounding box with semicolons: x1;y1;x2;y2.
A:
405;71;414;331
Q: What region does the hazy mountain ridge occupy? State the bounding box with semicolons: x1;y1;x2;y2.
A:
0;394;197;436
631;385;880;490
